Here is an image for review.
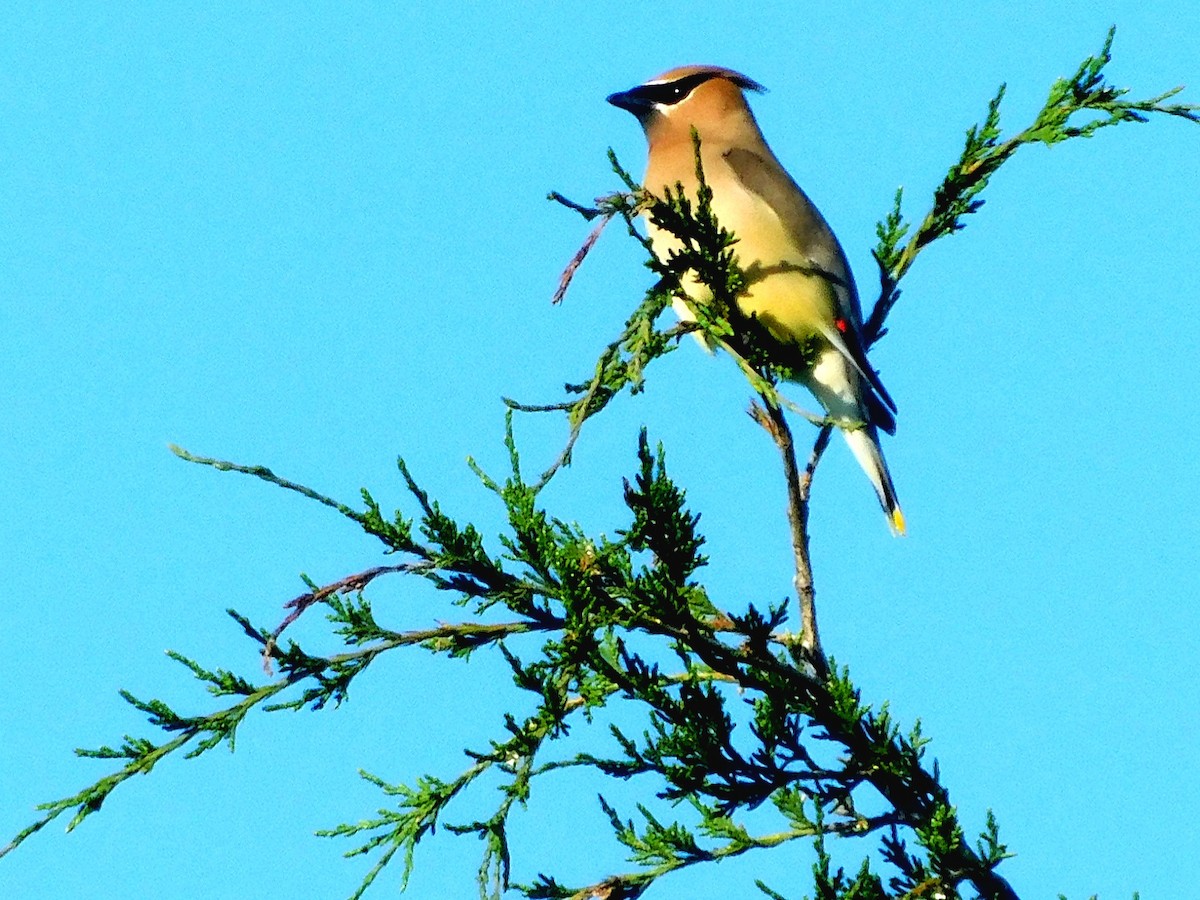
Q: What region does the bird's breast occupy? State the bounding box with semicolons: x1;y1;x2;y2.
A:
645;171;838;349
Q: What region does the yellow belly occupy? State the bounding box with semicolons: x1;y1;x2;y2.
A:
648;217;837;352
737;264;836;347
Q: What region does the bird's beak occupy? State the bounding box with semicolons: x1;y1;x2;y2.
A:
606;87;651;115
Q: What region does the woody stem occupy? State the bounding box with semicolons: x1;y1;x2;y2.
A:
752;401;830;674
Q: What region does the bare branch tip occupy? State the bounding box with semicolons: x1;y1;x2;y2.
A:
552;215;612;305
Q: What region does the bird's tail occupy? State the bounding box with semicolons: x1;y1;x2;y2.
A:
841;426;906;536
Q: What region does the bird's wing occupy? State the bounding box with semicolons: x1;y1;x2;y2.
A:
723;146;896;415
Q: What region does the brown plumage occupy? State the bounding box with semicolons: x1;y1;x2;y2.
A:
608;65;905;534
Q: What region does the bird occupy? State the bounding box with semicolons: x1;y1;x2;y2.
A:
607;65;905;535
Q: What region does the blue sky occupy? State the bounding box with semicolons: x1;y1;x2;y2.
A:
3;3;1198;898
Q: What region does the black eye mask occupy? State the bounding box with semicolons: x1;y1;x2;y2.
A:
627;72;721;107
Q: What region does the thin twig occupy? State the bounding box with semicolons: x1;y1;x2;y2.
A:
547;191;604;220
552;214;614;305
262;563;422;670
749;400;827;675
799;426;834;500
169;445;363;523
531;367;609;491
502;397;575;413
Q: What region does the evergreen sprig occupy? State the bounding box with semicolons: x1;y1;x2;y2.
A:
866;26;1197;346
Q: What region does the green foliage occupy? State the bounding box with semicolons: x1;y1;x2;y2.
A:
866;26;1197;347
642;132;745;345
5;27;1195;900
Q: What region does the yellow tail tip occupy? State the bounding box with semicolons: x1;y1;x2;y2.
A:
890;508;907;537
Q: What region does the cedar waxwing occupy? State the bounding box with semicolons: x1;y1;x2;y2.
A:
607;65;905;535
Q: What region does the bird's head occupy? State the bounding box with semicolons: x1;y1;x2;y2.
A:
607;65;766;145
